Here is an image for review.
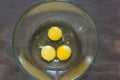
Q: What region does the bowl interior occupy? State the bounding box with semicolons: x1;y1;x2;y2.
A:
13;1;98;80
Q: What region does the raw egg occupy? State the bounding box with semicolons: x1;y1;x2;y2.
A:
41;45;56;61
48;26;62;41
57;45;71;61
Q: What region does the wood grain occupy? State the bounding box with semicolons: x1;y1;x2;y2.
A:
0;0;120;80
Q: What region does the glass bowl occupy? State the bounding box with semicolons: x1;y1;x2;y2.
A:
12;1;99;80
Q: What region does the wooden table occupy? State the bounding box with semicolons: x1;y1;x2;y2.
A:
0;0;120;80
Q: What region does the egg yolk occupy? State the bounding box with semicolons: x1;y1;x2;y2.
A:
41;45;56;61
57;45;71;61
48;26;62;41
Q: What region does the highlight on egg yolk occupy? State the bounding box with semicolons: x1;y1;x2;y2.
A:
57;45;71;61
48;26;62;41
41;45;56;61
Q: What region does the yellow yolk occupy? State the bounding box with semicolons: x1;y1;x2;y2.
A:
41;45;56;61
48;26;62;41
57;45;71;61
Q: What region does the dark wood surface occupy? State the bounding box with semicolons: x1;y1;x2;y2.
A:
0;0;120;80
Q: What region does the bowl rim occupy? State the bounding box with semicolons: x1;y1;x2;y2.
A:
12;1;99;80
